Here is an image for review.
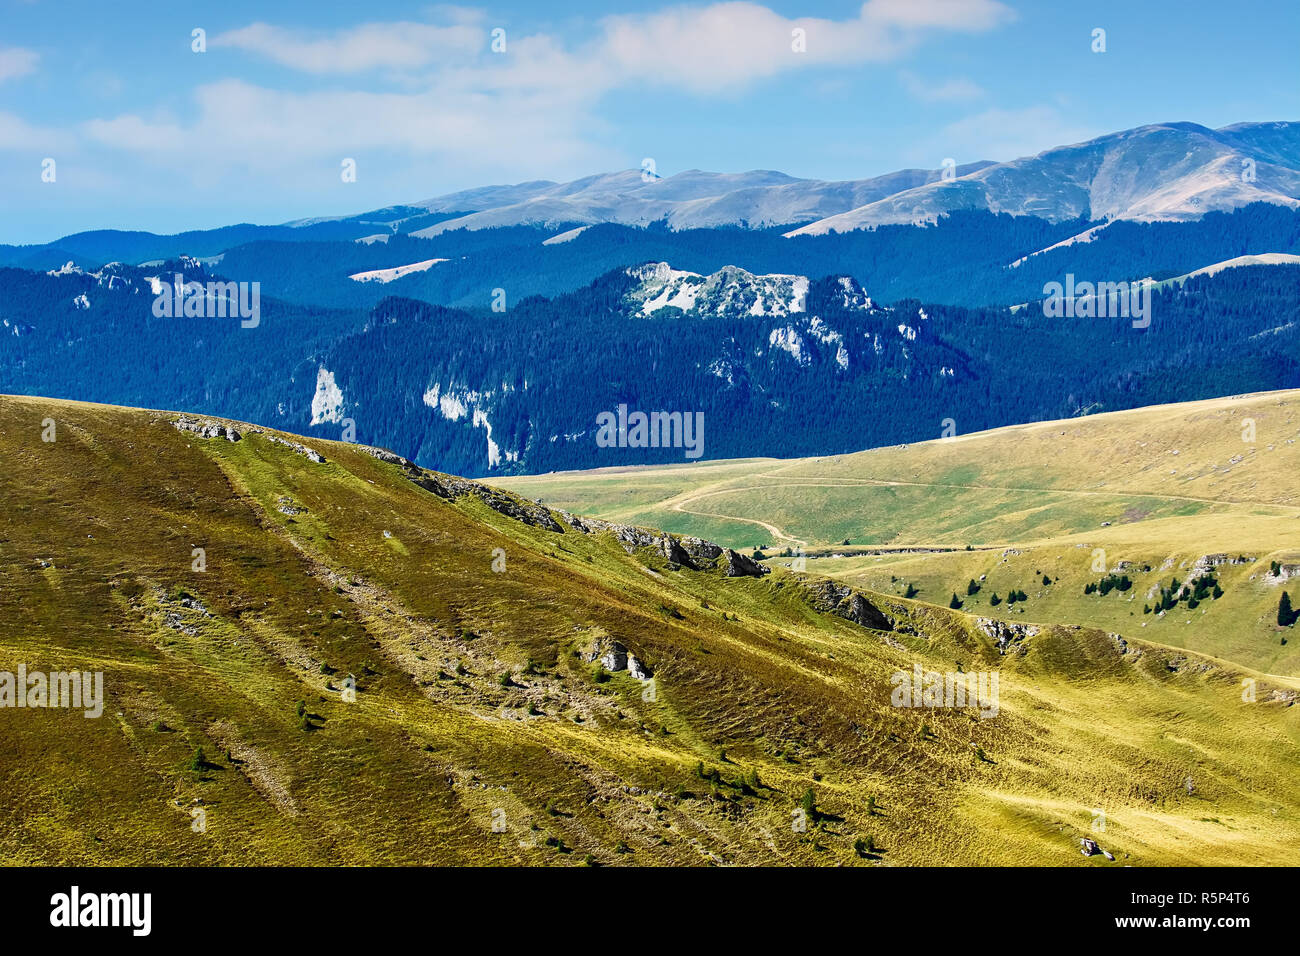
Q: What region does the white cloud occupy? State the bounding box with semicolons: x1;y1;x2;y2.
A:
77;3;1019;187
0;110;63;150
82;77;613;180
900;70;985;102
931;106;1099;164
0;47;38;82
206;2;1014;92
862;0;1015;30
212;20;485;73
591;0;1013;93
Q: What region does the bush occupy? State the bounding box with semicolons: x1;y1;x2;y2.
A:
800;787;817;820
854;835;877;856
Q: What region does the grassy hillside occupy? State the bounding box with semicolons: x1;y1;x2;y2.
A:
2;394;1298;866
495;390;1300;675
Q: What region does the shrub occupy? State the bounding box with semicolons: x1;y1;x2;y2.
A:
800;788;817;820
854;835;877;856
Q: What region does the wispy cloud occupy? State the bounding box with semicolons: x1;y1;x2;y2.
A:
900;70;985;102
930;106;1098;163
211;20;485;74
81;0;1016;183
0;46;39;82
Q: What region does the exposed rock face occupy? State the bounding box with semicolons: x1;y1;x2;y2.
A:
805;581;893;631
721;548;767;578
627;654;651;680
599;642;628;672
976;617;1039;654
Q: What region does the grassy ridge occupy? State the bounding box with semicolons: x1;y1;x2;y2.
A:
2;395;1297;865
495;390;1300;676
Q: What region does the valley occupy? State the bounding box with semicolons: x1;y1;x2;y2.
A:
2;394;1297;866
495;390;1300;676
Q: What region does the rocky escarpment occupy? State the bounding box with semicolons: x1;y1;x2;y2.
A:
803;580;894;632
361;445;565;533
558;513;768;577
174;416;767;578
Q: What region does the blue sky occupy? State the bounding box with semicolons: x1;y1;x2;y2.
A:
2;0;1297;243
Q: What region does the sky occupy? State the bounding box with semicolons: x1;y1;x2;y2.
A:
1;0;1297;243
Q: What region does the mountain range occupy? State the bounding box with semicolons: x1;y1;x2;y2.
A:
1;120;1299;478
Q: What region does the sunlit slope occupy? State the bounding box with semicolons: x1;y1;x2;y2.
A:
494;389;1300;549
1;395;1297;866
495;392;1300;675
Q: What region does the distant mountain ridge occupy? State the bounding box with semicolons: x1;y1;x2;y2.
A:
5;249;1297;478
789;122;1300;234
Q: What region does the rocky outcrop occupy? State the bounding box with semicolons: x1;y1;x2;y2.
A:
173;416;242;442
359;444;564;533
263;434;325;464
1080;837;1115;861
585;637;653;679
1265;563;1300;584
721;548;767;578
975;617;1039;654
172;416;325;463
805;581;893;631
558;514;765;577
627;653;651;680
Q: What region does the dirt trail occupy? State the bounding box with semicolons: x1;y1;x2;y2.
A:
661;471;1300;550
